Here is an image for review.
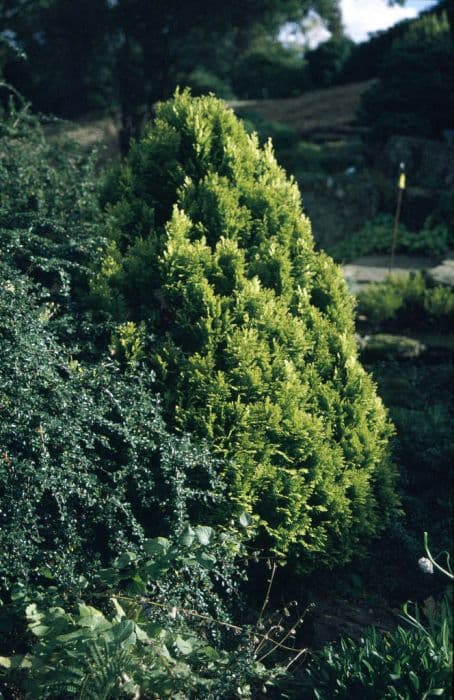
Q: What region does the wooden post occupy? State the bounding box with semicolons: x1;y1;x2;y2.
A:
389;162;406;273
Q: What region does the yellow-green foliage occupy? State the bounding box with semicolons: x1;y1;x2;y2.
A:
110;321;146;366
99;90;397;567
357;272;454;327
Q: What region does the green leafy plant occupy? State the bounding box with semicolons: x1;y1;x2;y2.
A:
0;528;287;699
330;215;452;263
357;272;454;328
97;90;397;567
301;616;452;699
296;535;453;699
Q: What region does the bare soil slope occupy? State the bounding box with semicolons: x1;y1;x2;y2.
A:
230;80;374;136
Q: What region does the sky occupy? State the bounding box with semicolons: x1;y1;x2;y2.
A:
341;0;439;43
280;0;439;47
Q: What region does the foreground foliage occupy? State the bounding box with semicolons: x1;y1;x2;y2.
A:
0;528;282;699
300;538;453;700
97;90;397;566
302;601;452;699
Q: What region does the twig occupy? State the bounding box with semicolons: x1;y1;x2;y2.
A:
256;561;277;630
254;618;284;655
257;603;314;663
114;593;306;655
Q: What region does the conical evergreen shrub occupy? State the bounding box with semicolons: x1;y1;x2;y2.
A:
98;90;398;567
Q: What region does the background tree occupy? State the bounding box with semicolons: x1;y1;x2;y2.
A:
2;0;113;117
2;0;341;145
305;35;354;88
359;9;454;142
113;0;341;146
230;36;309;99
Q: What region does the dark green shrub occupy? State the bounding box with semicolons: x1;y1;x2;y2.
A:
0;100;107;352
424;285;454;321
237;110;299;151
0;262;223;596
373;362;454;567
97;90;397;567
306;36;354;88
362;334;425;360
231;40;308;99
183;67;235;100
357;273;426;325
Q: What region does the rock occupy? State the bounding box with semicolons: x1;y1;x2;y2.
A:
427;255;454;288
306;595;396;649
342;255;433;294
361;334;426;360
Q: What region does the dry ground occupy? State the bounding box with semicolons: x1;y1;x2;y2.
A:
229;80;374;136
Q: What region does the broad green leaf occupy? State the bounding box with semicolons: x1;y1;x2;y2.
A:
77;604;109;630
0;654;33;670
239;511;253;528
145;560;170;579
110;620;136;646
127;574;147;595
134;624;152;644
195;525;213;545
175;635;193;656
111;597;126;620
29;624;50;638
56;630;90;643
409;671;419;690
181;526;195;547
144;537;170;556
115;551;138;569
38;566;53;579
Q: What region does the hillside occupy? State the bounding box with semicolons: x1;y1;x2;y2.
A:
229;80;374;137
47;80;374;155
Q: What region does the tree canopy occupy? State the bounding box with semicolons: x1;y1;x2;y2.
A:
1;0;340;143
360;9;454;141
